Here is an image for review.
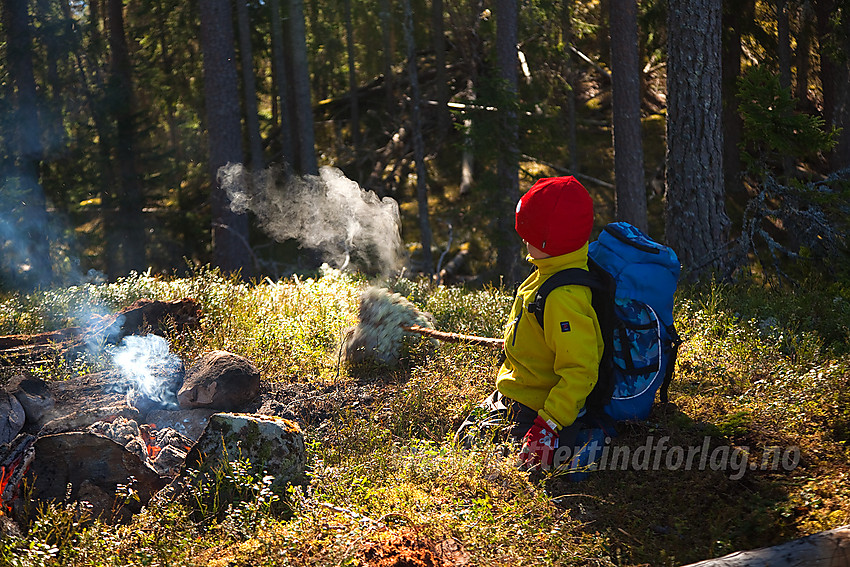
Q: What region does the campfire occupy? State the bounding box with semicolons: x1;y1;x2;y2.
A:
87;416;192;476
0;298;306;526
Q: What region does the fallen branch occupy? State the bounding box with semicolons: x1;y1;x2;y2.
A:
568;44;611;81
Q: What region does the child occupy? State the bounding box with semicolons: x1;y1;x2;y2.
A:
456;176;604;471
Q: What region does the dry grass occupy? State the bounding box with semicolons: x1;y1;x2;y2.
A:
1;269;848;566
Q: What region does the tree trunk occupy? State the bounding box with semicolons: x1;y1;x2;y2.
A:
199;0;252;277
665;0;730;274
795;1;813;107
154;0;183;164
777;0;792;92
562;1;579;173
609;0;647;232
345;0;361;156
448;0;483;197
680;524;850;567
814;0;836;138
433;0;451;142
1;0;53;289
777;0;794;175
379;0;395;115
494;0;521;285
306;0;325;101
459;83;476;196
270;0;294;166
402;0;433;276
107;0;146;276
34;0;63;109
832;8;850;170
235;0;265;171
289;0;318;175
722;0;749;198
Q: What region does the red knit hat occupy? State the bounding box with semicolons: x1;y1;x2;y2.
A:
515;176;594;256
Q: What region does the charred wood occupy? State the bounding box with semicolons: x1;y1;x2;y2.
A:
0;298;200;366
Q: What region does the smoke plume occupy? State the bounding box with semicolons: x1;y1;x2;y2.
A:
112;334;182;408
219;164;403;275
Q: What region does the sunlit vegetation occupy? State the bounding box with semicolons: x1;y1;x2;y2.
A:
1;267;847;565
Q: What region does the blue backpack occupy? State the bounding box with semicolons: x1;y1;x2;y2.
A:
528;222;682;423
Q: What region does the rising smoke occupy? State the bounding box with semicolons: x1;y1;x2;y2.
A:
112;334;182;408
219;164;403;275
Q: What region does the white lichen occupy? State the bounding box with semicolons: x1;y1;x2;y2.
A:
343;286;436;365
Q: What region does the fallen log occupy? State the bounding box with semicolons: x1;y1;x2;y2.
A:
0;298;200;365
680;525;850;567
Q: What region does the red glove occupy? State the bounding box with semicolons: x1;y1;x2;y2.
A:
518;416;559;470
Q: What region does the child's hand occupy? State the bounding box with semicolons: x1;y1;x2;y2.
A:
518;416;559;470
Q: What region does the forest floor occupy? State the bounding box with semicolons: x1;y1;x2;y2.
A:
1;265;848;566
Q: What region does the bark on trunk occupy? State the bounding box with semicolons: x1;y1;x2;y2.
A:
609;0;648;231
402;0;433;275
107;0;146;275
494;0;521;285
832;8;850;170
665;0;730;274
777;0;792;92
235;0;265;171
795;2;813;107
814;0;837;138
345;0;361;155
433;0;450;141
379;0;395;115
270;0;294;165
199;0;252;276
289;0;318;175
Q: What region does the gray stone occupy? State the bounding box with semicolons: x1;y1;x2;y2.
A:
184;413;306;487
0;393;25;445
24;432;166;523
177;351;260;411
155;413;305;505
8;376;54;424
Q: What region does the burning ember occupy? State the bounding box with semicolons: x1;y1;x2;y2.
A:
88;416;192;476
0;320;283;526
0;434;36;509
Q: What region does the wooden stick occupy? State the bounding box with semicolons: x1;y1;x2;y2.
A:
403;325;504;349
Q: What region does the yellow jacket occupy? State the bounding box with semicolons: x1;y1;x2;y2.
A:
496;244;604;429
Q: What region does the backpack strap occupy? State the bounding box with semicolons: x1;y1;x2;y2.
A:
526;260;618;426
527;265;604;330
659;323;682;404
